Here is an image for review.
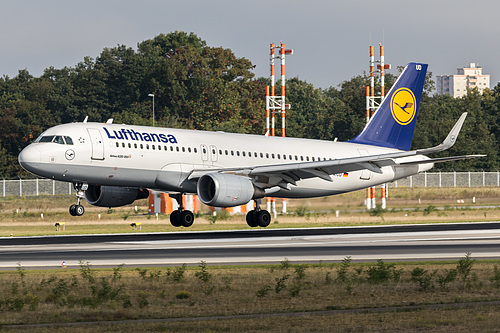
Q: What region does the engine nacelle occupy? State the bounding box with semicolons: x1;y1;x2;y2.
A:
85;185;149;207
197;173;263;207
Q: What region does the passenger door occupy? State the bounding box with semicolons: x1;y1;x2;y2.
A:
87;128;105;160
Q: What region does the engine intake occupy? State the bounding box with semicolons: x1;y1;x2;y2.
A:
85;185;149;207
197;173;263;207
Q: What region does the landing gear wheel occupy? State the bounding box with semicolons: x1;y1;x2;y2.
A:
246;210;258;227
69;204;77;216
170;210;182;227
256;210;271;227
180;210;194;227
75;204;85;216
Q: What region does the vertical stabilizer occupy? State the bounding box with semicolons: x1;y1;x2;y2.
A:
349;62;428;151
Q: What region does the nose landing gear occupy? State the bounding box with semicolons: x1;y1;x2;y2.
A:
69;183;87;216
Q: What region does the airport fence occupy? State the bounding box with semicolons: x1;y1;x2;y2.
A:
1;171;500;197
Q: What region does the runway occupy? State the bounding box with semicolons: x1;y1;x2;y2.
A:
1;222;500;269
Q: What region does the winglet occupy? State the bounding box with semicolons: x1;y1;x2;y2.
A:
417;112;467;154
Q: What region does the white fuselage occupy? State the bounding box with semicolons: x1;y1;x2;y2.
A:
18;122;432;199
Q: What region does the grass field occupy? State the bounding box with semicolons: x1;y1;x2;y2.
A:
1;187;500;237
1;257;500;331
1;187;500;331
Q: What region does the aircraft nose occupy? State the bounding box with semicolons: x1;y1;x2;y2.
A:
18;145;41;171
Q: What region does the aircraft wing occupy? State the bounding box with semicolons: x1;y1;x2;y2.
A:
188;113;481;189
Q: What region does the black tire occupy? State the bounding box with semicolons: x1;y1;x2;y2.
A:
180;210;195;227
246;210;258;227
69;204;77;216
170;210;182;227
256;210;271;227
75;204;85;216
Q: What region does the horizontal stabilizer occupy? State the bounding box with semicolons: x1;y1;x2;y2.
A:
399;154;485;166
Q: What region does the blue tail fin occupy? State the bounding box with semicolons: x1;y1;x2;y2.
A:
349;62;428;151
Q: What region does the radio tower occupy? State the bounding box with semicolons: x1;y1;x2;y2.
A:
266;42;293;215
366;44;391;210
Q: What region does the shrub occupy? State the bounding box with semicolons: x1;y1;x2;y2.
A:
490;265;500;288
457;253;474;286
170;264;187;282
366;259;401;284
175;291;191;299
336;256;352;283
195;261;212;283
256;285;271;298
423;205;438;215
411;267;435;290
436;269;457;290
275;275;289;294
295;205;308;217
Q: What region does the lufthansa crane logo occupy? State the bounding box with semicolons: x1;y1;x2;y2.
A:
65;149;75;160
390;87;417;125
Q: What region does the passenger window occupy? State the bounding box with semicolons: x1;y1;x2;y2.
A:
128;143;131;148
271;153;275;159
116;142;119;147
182;147;185;152
164;146;167;151
242;151;246;157
170;146;174;151
194;148;197;153
219;150;223;155
225;150;228;155
295;155;298;161
231;150;234;156
152;145;155;150
176;147;179;152
64;136;73;145
188;147;192;153
306;156;309;161
301;156;304;161
260;153;263;158
237;151;240;156
134;143;137;149
146;144;149;149
277;154;280;159
312;157;315;161
140;144;143;149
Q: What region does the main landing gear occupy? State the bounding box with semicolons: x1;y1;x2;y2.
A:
169;193;195;228
69;183;87;216
245;199;271;228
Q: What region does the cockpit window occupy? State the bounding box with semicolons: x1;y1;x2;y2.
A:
37;135;74;145
38;135;54;143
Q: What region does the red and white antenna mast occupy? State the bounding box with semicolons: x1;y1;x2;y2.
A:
365;43;391;210
265;42;293;214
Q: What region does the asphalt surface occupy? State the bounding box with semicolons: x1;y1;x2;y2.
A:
1;222;500;269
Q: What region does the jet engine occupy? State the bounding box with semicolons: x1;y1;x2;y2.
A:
84;185;149;207
197;173;264;207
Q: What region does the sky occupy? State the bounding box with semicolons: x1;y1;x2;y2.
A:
1;0;499;89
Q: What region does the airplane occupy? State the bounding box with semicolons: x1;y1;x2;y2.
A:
18;62;482;228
